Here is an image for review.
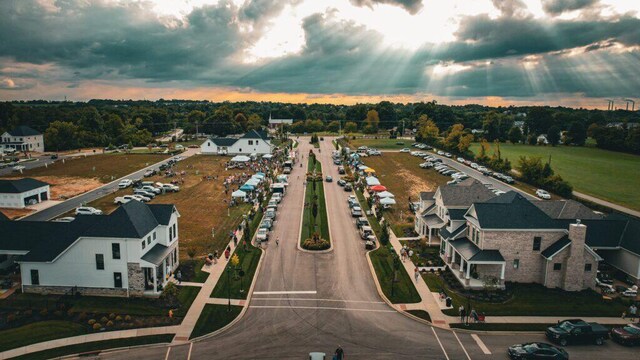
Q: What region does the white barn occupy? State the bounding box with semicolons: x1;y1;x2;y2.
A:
0;201;180;297
1;126;44;153
268;114;293;129
200;129;272;155
0;178;50;209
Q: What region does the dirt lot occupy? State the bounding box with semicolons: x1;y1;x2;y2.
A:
362;153;448;236
77;155;254;259
0;208;33;220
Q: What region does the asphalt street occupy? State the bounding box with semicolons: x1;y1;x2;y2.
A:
87;138;638;359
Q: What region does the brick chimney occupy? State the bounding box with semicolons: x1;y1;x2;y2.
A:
563;220;587;291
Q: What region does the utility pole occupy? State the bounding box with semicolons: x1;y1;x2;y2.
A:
339;119;341;136
195;120;199;139
401;119;405;138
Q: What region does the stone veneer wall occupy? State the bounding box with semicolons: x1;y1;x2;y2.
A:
23;285;129;297
128;263;145;296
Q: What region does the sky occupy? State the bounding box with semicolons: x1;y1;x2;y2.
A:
0;0;639;108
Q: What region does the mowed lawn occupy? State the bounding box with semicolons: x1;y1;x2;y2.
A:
348;138;412;150
3;153;168;183
469;143;640;211
78;155;252;259
362;153;448;236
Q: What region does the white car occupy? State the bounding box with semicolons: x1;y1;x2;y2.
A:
419;162;433;169
470;163;479;169
12;165;25;172
400;148;410;153
142;185;161;194
444;152;452;158
118;179;133;188
536;189;551;200
114;195;134;204
256;228;269;242
53;216;75;222
159;183;180;192
437;150;444;155
132;194;151;202
75;207;103;215
351;206;362;217
457;157;465;163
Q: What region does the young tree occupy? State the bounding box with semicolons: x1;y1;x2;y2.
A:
475;139;490;162
416;115;440;145
344;121;358;133
326;120;340;133
246;114;263;131
363;109;380;134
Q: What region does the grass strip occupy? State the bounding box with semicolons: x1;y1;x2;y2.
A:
0;321;86;352
190;304;242;339
300;155;331;247
406;310;431;322
210;245;262;300
12;334;174;360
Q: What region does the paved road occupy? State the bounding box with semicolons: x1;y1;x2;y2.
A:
96;138;638;359
20;149;197;222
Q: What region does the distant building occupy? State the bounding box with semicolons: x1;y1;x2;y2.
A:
268;114;293;129
200;129;272;155
0;201;180;297
0;126;44;153
0;178;50;209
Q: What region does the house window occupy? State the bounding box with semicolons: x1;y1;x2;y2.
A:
585;263;592;272
553;263;562;271
96;254;105;270
141;239;146;250
248;140;253;145
114;272;122;288
513;259;520;269
533;237;541;251
173;223;177;239
112;243;121;259
30;269;39;285
169;227;173;241
153;232;157;240
147;236;151;245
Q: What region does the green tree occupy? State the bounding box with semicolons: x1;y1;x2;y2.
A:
246;114;262;131
234;113;248;132
547;125;561;146
508;126;523;144
326;120;340;133
344;121;357;133
566;121;586;145
416;115;439;145
363;110;380;134
45;121;80;151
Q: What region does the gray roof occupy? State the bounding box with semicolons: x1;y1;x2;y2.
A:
449;237;505;262
541;235;571;259
141;243;172;265
3;201;175;263
422;214;445;227
448;208;467;221
419;191;435;201
441;224;467;240
532;200;603;220
209;137;238;146
0;178;49;194
582;216;640;256
438;178;495;207
6;126;41;136
471;191;563;229
241;129;269;140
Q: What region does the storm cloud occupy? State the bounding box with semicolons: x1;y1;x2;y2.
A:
349;0;424;14
542;0;599;15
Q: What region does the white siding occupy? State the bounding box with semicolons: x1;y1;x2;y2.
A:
200;140;218;154
0;185;49;209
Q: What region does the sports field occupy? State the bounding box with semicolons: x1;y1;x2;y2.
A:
469;143;640;211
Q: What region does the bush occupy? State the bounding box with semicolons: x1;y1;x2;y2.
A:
116;315;123;321
302;238;330;250
124;315;132;321
106;320;114;327
92;323;102;330
24;309;33;317
109;313;116;320
53;310;63;317
67;309;74;317
39;309;48;317
78;312;87;320
6;314;16;323
100;316;108;323
88;319;96;325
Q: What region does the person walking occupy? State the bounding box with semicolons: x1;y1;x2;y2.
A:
629;304;637;321
276;237;280;246
176;270;182;284
459;305;465;322
224;247;230;261
334;345;344;360
414;267;420;282
400;248;405;262
213;251;218;265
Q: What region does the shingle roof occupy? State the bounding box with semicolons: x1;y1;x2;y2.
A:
6;201;176;262
420;191;435;201
141;243;172;265
209;137;238;146
449;237;505;262
441;224;467;240
438;178;495;207
0;178;49;194
448;208;467;221
241;129;269;140
6;126;41;136
471;191;562;229
148;204;176;225
532;200;603;220
541;235;571;259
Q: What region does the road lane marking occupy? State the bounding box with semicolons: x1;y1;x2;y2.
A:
471;334;491;355
187;342;193;360
453;331;472;360
164;347;171;360
431;327;450;360
250;305;395;313
251;297;384;304
253;290;317;295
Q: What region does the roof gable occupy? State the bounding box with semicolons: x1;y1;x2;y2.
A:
7;126;41;136
438;179;495;207
0;178;49;194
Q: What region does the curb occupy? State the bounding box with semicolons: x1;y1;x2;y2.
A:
55;341;172;360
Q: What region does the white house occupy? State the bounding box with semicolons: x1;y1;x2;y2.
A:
1;126;44;153
201;129;272;155
0;200;180;297
268;114;293;129
0;178;50;209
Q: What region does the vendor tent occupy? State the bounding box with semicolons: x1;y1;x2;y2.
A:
370;185;387;192
357;165;369;170
239;184;255;191
262;154;273;159
256;172;266;176
365;177;381;186
380;197;396;205
231;155;251;162
251;175;264;181
246;178;260;186
377;191;395;198
231;190;247;198
363;168;376;174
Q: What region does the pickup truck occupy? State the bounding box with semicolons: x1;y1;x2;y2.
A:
545;319;610;346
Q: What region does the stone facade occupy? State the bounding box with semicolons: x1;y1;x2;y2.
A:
23;285;129;297
544;248;570;289
127;263;145;296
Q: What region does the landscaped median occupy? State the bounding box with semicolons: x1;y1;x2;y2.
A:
300;151;331;250
355;190;421;304
190;305;242;339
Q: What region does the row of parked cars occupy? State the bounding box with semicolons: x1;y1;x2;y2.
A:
356;146;382;156
257;192;283;243
345;195;376;250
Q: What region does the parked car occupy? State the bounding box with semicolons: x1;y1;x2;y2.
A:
160;183;180;192
337;179;346;187
419;162;432;169
12;165;25;172
344;183;353;192
338;166;345;174
132;194;151;202
545;319;610;346
400;148;410;153
333;159;342;165
356;217;370;229
610;323;640;345
351;206;362;217
118;179;133;188
457;157;465;163
143;169;156;177
271;193;283;203
265;209;276;220
134;189;156;198
507;342;568;360
53;217;75;222
536;189;551;200
268;199;279;209
75;207;103;215
142;185;161;194
260;218;273;230
256;228;269;242
444;152;452;158
359;225;374;240
114;195;136;204
50;154;59;160
325;176;333;182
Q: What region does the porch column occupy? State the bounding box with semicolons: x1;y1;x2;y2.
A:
466;262;471;279
152;267;157;293
500;263;506;285
459;256;464;275
428;227;432;246
450;250;456;265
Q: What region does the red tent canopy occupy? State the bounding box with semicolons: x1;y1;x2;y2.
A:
370;185;387;192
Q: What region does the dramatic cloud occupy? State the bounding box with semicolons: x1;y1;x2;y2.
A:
542;0;599;15
491;0;528;17
349;0;423;14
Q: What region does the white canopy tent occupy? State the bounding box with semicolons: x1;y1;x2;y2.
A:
231;155;251;162
380;197;397;205
358;165;369;170
365;177;381;186
262;154;273;159
231;190;247;198
246;178;260;186
377;191;395;198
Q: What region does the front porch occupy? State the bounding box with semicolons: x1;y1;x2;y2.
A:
141;243;179;295
442;238;506;290
416;214;446;245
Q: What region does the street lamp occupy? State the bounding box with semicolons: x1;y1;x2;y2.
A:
226;265;232;312
390;247;400;297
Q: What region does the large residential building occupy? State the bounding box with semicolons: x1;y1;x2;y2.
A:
0;201;180;297
0;178;50;209
268;114;293;129
1;126;44;153
414;179;640;291
200;129;272;155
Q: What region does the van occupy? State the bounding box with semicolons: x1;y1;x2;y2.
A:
271;193;282;203
359;226;374;240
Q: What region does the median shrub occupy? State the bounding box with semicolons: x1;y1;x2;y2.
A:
302;232;330;250
92;323;102;331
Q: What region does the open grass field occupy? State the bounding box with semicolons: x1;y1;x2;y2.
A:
362;153;448;236
76;155;253;260
347;137;412;149
469;143;640;211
